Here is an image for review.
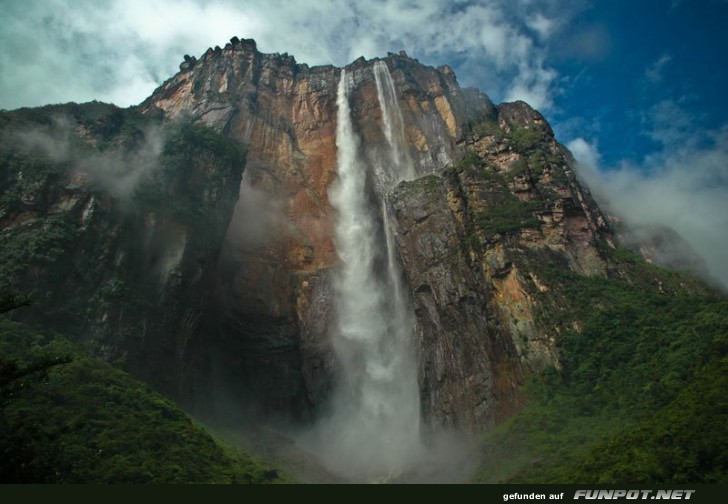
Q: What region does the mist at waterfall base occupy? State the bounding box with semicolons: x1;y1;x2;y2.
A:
295;63;476;482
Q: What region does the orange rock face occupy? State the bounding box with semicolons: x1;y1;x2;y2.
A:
140;39;612;431
140;40;500;421
142;42;493;281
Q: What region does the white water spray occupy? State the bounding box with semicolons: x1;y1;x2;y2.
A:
305;68;423;478
373;60;416;182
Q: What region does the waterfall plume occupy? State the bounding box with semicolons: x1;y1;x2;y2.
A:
301;67;423;479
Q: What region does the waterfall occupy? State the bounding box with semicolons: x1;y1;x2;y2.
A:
375;60;418;407
306;68;423;479
375;60;417;346
373;60;415;182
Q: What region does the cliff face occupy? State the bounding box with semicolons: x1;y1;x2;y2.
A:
140;39;504;422
1;38;614;433
388;103;612;431
138;38;613;430
0;104;244;411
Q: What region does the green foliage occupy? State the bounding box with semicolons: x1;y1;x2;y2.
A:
0;105;260;484
0;354;72;408
163;121;246;170
445;150;544;241
0;319;283;483
510;127;543;151
133;121;246;232
0;154;63;215
476;197;542;236
445;150;511;184
406;174;444;198
477;247;728;483
444;149;482;177
0;213;82;292
572;358;728;484
0;102;156;154
0;107;245;342
65;102;143;148
0;293;34;314
507;158;529;178
471;119;504;138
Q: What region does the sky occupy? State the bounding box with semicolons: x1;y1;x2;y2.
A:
1;0;727;288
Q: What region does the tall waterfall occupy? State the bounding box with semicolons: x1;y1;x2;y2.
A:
307;67;423;478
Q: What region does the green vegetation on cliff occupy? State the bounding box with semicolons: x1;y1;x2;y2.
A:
446;150;543;237
477;246;728;483
2;90;724;486
440;117;726;484
475;197;541;236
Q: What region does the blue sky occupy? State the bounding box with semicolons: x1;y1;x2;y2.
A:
551;0;728;166
1;0;727;287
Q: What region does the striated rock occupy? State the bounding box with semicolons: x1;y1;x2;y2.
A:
180;54;197;72
387;102;613;430
389;175;524;432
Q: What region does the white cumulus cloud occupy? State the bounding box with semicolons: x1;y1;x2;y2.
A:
568;103;728;290
0;0;571;111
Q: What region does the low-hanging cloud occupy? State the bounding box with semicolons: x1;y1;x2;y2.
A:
8;116;165;198
0;0;577;112
76;128;166;198
224;171;288;253
568;101;728;290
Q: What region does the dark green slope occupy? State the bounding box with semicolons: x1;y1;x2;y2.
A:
0;318;283;483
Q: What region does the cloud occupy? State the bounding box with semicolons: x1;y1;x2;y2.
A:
567;103;728;290
644;53;672;84
566;136;600;169
224;172;288;253
641;98;700;149
526;13;559;40
15;116;74;163
9;115;165;198
0;0;571;112
554;24;612;62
